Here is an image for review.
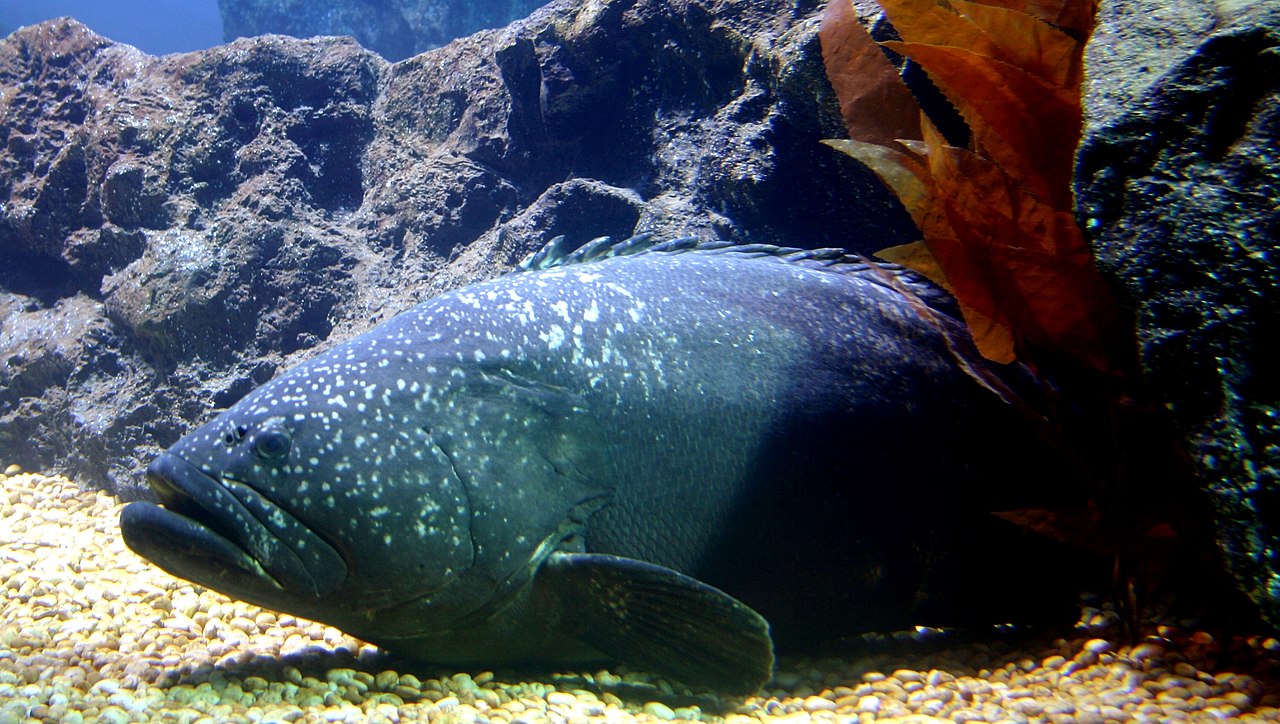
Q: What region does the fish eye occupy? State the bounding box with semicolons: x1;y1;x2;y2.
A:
251;428;292;461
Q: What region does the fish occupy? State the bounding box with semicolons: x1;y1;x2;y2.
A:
120;234;1088;695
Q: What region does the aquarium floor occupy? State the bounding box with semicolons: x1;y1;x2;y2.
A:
2;471;1279;723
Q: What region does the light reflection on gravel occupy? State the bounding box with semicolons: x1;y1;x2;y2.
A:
3;472;1280;723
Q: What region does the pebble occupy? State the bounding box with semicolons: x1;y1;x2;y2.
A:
642;702;676;719
3;472;1280;723
546;691;577;706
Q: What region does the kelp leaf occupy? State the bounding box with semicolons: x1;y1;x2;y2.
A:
825;0;1113;370
825;138;962;275
819;0;922;146
875;0;1001;61
948;0;1084;89
922;140;1120;370
975;242;1108;357
958;300;1018;364
875;240;951;291
923;233;1017;362
882;41;1080;210
822;139;931;218
968;0;1096;34
994;506;1174;556
876;0;1081;89
923;132;1077;253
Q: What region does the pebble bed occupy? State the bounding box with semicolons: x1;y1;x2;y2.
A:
4;470;1280;723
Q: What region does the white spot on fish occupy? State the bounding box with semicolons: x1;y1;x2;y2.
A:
604;281;633;298
550;300;570;322
540;325;566;350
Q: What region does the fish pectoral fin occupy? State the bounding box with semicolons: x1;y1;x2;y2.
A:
540;552;774;695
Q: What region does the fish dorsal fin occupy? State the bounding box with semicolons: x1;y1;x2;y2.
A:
515;233;956;313
516;233;678;271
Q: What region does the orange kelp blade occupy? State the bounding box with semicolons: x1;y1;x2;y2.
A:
818;0;921;146
876;0;1084;89
881;41;1081;210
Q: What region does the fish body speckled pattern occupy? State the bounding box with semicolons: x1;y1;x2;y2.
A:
121;236;1088;695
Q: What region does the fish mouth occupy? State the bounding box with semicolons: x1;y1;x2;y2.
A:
120;453;347;601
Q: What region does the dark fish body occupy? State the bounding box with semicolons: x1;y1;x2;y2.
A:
121;237;1085;694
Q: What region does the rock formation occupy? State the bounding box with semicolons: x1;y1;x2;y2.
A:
0;0;905;497
1077;0;1280;624
220;0;549;61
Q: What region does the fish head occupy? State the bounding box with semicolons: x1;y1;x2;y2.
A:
120;345;610;640
119;372;482;629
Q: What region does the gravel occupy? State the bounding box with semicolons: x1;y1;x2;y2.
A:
3;470;1280;723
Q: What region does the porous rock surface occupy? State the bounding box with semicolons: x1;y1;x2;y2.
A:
0;0;909;498
1077;0;1280;624
220;0;550;62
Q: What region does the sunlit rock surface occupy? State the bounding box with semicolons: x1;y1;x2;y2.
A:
220;0;550;61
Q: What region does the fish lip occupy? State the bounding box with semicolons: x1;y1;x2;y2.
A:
143;459;241;544
142;453;269;568
121;459;283;600
126;452;346;600
120;500;278;588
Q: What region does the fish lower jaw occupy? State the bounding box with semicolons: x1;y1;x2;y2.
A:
119;501;284;600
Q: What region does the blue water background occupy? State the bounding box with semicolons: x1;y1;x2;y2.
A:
0;0;222;54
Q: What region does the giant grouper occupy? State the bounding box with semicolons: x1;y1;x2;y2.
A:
120;234;1093;694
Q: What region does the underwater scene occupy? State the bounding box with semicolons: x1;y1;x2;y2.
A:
3;0;1280;722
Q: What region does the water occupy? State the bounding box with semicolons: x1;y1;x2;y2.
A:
0;0;222;55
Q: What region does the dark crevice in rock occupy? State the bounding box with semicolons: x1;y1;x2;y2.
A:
285;112;370;212
1197;31;1280;159
0;245;76;305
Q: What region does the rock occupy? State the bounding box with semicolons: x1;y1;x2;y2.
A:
0;3;909;498
1076;0;1280;623
220;0;550;62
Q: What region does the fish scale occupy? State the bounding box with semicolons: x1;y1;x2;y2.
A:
121;234;1094;695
